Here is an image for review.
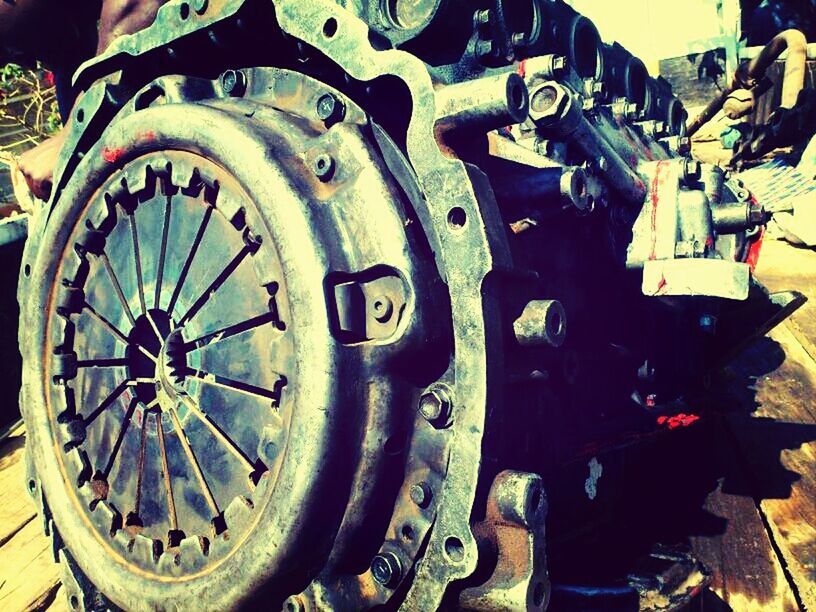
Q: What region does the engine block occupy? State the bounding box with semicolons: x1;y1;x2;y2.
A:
17;1;794;610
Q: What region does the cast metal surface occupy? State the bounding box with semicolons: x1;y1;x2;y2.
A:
17;1;797;610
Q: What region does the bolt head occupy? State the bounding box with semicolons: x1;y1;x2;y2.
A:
220;69;246;97
699;314;717;332
419;386;452;426
552;56;567;77
683;158;702;182
410;482;432;508
371;552;402;587
529;83;569;127
474;8;492;26
511;32;527;47
316;93;345;126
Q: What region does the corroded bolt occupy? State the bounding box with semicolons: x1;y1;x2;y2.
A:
313;154;335;181
552;56;567;77
220;69;246;97
419;386;452;426
476;39;495;59
316;92;345;126
683;158;702;182
474;8;492;26
371;552;402;588
410;481;432;508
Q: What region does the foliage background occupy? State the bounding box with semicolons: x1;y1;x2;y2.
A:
0;63;61;203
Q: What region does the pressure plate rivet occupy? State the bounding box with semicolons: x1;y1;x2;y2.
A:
371;552;402;587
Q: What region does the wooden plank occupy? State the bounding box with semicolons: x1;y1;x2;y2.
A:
0;518;61;611
724;321;816;609
755;239;816;365
45;585;70;612
0;433;36;547
691;475;799;611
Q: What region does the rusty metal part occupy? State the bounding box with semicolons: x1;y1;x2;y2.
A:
435;72;529;134
513;300;566;348
16;1;795;610
460;471;550;611
687;29;807;137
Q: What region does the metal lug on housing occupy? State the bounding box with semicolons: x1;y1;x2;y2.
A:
435;72;529;133
513;300;566;348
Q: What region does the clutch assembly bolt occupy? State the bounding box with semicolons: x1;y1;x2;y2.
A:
220;69;246;97
419;385;452;427
371;552;402;588
313;154;335;181
316;92;345;126
410;481;432;508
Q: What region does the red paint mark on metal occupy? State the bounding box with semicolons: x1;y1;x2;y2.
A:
645;394;657;408
142;130;157;142
649;161;669;260
102;146;126;164
656;274;668;292
517;59;527;78
657;413;700;430
745;226;765;271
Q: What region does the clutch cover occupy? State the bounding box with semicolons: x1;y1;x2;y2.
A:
20;69;448;609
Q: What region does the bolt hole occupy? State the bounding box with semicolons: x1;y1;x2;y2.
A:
401;524;415;542
548;310;563;337
23;264;31;278
76;108;84;123
384;430;407;455
510;82;525;112
527;484;542;516
533;581;546;606
69;595;79;610
27;478;36;492
323;17;338;38
575;175;586;197
447;207;467;231
444;536;465;562
179;2;190;19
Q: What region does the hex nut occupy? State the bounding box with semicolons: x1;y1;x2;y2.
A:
371;552;402;588
419;385;452;427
